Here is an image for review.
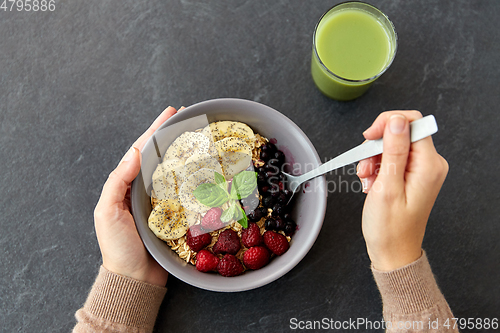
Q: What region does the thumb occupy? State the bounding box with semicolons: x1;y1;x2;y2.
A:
99;147;142;206
377;114;410;193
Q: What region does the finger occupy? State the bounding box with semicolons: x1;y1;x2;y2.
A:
132;106;177;151
406;153;448;208
99;147;142;207
357;140;379;178
409;135;438;158
360;174;377;193
377;114;410;193
364;110;438;158
357;155;380;178
363;110;423;140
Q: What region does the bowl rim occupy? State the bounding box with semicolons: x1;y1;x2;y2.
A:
131;98;327;292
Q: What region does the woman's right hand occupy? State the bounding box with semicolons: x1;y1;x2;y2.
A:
357;111;449;271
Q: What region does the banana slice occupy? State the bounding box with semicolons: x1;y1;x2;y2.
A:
152;158;184;200
152;179;178;201
215;136;252;156
182;153;223;181
152;158;183;182
230;122;256;148
215;137;252;179
148;199;189;240
206;141;220;160
202;122;228;142
184;209;200;227
164;132;211;162
178;168;217;214
202;121;255;149
151;196;159;209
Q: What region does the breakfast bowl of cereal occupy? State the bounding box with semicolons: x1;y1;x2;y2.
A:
130;98;327;292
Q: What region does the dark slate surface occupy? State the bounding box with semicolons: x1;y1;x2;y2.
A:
1;1;499;332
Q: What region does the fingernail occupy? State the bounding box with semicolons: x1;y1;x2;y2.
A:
389;114;406;134
361;178;368;193
123;147;137;162
159;106;172;116
356;163;361;175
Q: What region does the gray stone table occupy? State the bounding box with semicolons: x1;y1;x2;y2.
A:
1;1;499;332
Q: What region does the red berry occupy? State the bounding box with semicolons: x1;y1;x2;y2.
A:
241;222;263;248
196;249;219;272
217;254;244;277
263;230;289;255
213;229;241;255
201;207;224;231
186;225;212;252
243;246;270;270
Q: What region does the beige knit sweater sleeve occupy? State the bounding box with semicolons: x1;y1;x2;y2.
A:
73;266;167;333
371;251;459;332
74;253;456;332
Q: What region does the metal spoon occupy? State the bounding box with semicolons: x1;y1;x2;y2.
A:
282;115;438;197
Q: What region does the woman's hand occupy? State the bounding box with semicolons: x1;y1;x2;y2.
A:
357;111;448;271
93;106;178;286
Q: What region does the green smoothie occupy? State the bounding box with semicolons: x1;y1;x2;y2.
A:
311;3;397;101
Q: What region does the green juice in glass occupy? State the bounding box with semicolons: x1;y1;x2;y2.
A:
311;2;397;101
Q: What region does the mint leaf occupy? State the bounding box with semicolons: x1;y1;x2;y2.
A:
220;200;248;228
221;202;237;223
236;206;248;228
231;201;243;220
193;183;229;207
232;171;258;199
229;181;239;200
214;171;227;191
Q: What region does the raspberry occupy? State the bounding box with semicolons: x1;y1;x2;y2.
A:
241;222;263;248
263;230;289;255
196;250;219;272
217;254;244;277
201;207;224;231
186;225;212;252
243;246;270;270
213;229;241;255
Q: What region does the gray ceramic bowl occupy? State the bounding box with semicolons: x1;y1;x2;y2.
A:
131;98;327;292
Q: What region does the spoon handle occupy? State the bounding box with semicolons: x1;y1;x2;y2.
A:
293;115;438;185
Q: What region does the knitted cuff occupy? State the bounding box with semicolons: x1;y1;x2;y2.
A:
83;266;167;330
371;251;446;314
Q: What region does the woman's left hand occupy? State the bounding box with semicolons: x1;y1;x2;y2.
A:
93;106;179;286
